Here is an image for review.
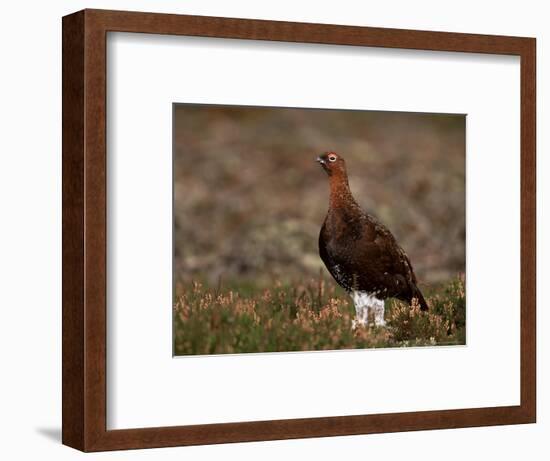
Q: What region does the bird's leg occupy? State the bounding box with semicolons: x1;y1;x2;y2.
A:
372;298;386;327
351;291;370;328
351;291;386;328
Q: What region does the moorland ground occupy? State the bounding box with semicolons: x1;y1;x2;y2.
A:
173;275;466;355
173;106;466;354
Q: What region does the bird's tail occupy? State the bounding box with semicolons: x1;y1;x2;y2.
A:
412;286;429;311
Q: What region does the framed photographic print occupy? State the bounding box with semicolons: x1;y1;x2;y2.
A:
62;9;536;452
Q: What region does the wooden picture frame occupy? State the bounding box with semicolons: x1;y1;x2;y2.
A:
62;8;536;452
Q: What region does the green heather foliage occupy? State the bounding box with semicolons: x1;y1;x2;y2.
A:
173;275;465;355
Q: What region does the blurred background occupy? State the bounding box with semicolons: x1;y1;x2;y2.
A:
173;104;465;288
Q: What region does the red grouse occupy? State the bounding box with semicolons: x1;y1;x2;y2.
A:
317;151;428;327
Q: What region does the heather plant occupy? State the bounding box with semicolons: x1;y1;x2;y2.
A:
173;275;465;355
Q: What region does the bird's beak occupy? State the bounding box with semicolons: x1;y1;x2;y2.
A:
316;156;326;165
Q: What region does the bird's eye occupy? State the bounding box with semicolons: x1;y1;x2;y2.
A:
328;155;337;162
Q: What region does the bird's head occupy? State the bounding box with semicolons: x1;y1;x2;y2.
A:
316;152;347;177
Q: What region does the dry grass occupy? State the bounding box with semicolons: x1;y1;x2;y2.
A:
173;275;465;355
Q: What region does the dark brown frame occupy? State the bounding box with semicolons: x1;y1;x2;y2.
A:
62;8;536;452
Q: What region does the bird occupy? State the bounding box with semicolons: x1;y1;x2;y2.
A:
316;151;428;327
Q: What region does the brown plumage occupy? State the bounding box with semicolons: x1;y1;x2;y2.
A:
317;151;428;326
